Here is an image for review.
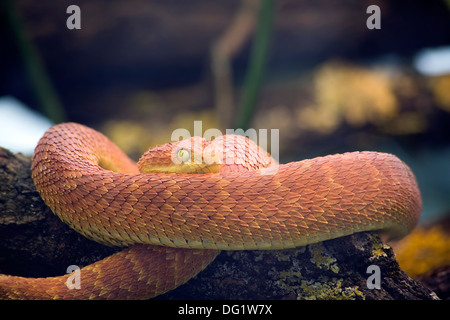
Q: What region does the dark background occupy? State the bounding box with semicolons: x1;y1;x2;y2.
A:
1;0;450;223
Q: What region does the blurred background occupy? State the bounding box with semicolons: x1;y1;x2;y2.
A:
0;0;449;286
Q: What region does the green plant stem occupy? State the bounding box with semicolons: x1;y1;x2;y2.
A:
234;0;274;130
3;0;66;123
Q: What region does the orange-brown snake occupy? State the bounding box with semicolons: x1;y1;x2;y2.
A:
0;123;421;299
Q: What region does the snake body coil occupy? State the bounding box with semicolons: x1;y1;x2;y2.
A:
0;123;422;299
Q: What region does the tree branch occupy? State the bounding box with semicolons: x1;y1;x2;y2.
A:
0;147;438;299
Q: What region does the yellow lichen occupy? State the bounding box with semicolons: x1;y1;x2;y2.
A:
369;238;388;261
276;270;365;300
278;270;303;281
309;243;339;273
275;269;303;295
298;277;365;300
380;111;427;135
392;223;450;278
429;75;450;112
297;62;398;134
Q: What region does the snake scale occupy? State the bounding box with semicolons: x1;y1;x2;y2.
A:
0;122;421;299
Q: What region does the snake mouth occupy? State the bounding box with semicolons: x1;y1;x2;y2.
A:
139;163;221;174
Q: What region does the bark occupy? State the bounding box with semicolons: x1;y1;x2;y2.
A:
0;147;439;300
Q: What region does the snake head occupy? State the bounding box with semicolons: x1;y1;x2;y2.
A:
137;136;219;174
137;135;275;175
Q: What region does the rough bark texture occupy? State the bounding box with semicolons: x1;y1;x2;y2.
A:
416;266;450;300
0;147;439;300
156;233;437;300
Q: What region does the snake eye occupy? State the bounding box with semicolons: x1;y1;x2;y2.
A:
176;148;191;163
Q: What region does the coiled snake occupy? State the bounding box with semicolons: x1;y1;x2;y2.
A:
0;123;422;299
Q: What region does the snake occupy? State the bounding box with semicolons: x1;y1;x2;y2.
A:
0;122;422;299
